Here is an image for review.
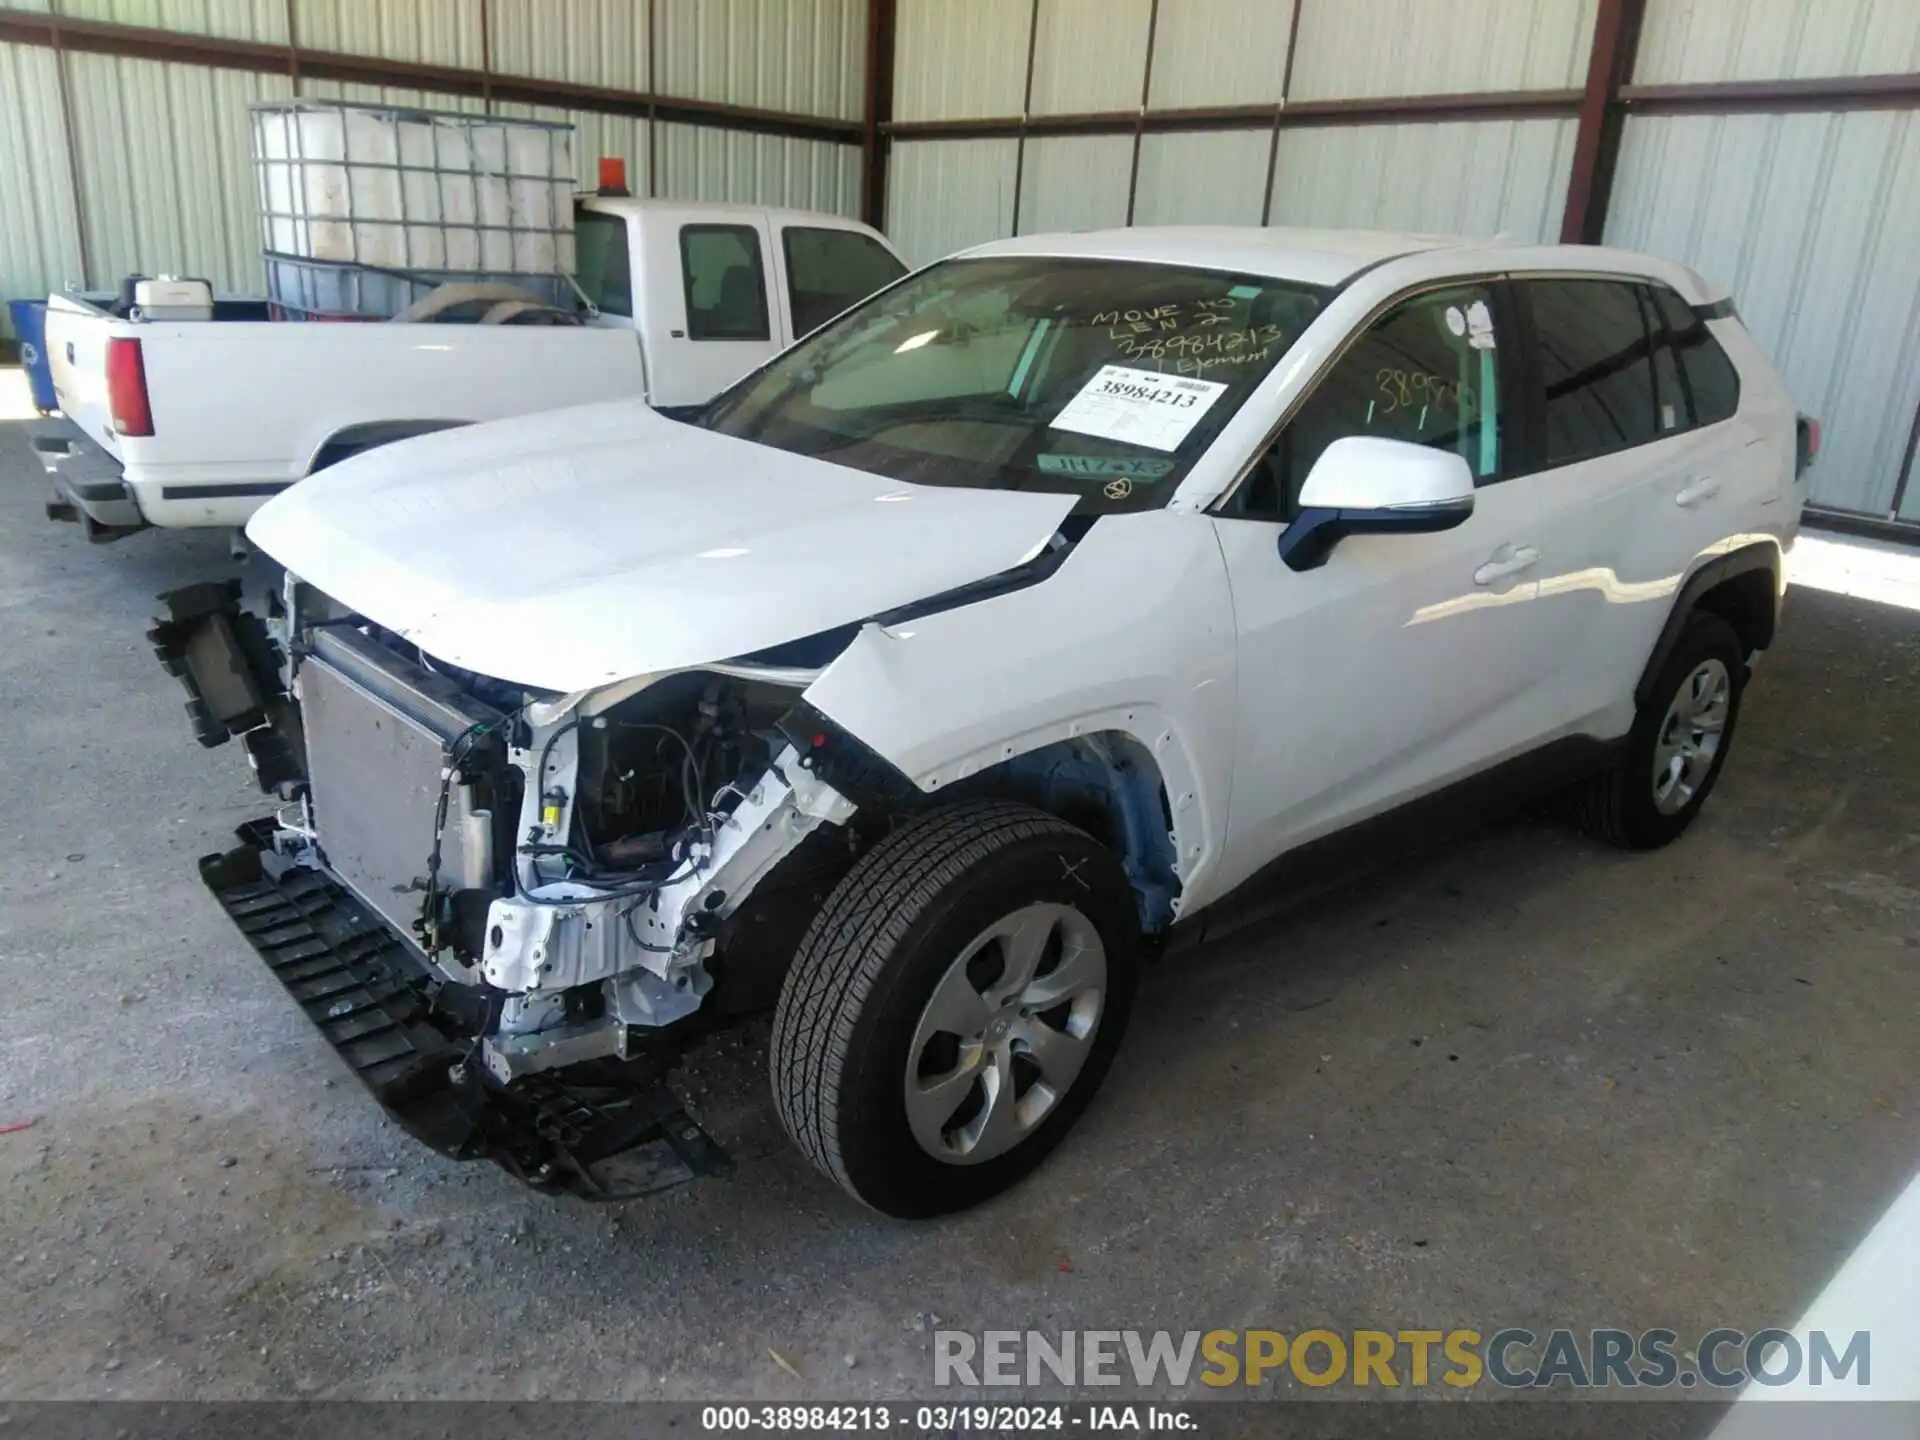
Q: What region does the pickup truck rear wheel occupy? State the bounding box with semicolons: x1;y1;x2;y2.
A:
770;801;1138;1217
1567;612;1746;849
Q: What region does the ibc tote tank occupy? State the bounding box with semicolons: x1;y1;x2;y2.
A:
250;100;576;316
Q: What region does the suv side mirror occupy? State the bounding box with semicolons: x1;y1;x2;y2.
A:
1277;437;1476;572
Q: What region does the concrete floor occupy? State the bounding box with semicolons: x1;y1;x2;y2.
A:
1;409;1918;1405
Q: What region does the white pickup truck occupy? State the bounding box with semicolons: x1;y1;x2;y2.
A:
34;196;905;540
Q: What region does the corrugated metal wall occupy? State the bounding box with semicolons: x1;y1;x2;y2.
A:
0;43;86;307
887;0;1595;261
892;0;1030;123
885;138;1018;267
1146;0;1292;108
292;0;485;70
0;0;866;336
1132;130;1273;228
1288;0;1596;100
66;53;293;293
1027;0;1152;115
655;125;861;214
1270;119;1578;240
654;0;864;121
1613;0;1920;519
60;0;287;43
488;0;646;92
1636;0;1920;84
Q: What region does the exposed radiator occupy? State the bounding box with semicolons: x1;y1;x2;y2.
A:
300;628;502;947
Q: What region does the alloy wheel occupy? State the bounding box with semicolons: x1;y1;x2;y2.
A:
903;903;1107;1165
1652;657;1732;815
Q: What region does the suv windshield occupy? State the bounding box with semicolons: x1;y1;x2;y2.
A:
703;256;1323;514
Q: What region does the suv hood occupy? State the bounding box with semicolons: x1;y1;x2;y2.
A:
248;400;1075;693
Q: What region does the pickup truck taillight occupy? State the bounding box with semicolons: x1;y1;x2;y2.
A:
106;336;154;437
1796;414;1821;477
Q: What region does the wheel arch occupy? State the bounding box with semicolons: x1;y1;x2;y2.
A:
1635;541;1783;710
939;731;1182;935
304;418;472;475
781;702;1196;937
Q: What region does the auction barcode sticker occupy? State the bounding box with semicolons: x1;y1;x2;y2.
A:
1049;365;1229;452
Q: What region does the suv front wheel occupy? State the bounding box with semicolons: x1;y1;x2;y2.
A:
770;801;1139;1218
1568;611;1748;849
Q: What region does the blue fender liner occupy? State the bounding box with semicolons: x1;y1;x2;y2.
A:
198;824;731;1201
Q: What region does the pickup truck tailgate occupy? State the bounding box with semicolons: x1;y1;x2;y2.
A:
44;296;120;458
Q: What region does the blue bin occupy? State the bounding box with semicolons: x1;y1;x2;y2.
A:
8;299;57;414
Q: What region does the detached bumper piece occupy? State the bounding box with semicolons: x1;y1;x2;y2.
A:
200;825;732;1200
148;580;305;791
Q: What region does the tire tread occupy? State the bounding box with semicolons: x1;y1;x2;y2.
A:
769;800;1084;1204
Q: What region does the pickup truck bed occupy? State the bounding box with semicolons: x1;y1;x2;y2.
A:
41;295;648;535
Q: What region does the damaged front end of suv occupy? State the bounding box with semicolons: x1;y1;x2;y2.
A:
153;573;885;1198
143;245;1305;1212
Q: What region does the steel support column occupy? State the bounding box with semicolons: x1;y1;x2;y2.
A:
1561;0;1649;245
860;0;897;229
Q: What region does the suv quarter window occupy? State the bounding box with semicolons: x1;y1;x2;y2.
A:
1646;283;1741;427
1524;277;1664;468
1223;280;1509;520
680;224;771;341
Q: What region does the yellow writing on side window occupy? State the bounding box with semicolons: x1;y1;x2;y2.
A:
1375;368;1479;420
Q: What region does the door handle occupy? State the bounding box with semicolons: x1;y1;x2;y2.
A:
1473;545;1539;587
1675;477;1721;507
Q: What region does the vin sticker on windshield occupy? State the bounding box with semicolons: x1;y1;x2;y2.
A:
1050;365;1229;452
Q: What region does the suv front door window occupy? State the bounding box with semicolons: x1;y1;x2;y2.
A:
1225;284;1509;521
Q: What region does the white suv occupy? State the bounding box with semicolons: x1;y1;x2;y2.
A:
154;227;1809;1216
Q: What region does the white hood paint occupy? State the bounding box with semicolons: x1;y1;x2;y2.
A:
247;399;1075;692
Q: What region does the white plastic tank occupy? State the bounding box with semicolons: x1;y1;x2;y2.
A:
132;277;214;322
250;101;576;276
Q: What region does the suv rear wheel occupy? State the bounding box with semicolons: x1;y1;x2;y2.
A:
770;801;1139;1217
1568;611;1747;849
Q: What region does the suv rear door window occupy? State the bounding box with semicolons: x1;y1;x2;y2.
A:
1646;284;1741;427
1525;278;1661;466
784;227;908;336
680;224;771;341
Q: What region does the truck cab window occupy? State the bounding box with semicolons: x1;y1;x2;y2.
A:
784;227;908;337
573;210;633;317
680;224;771;341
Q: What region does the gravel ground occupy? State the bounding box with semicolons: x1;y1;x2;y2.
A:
1;411;1917;1405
